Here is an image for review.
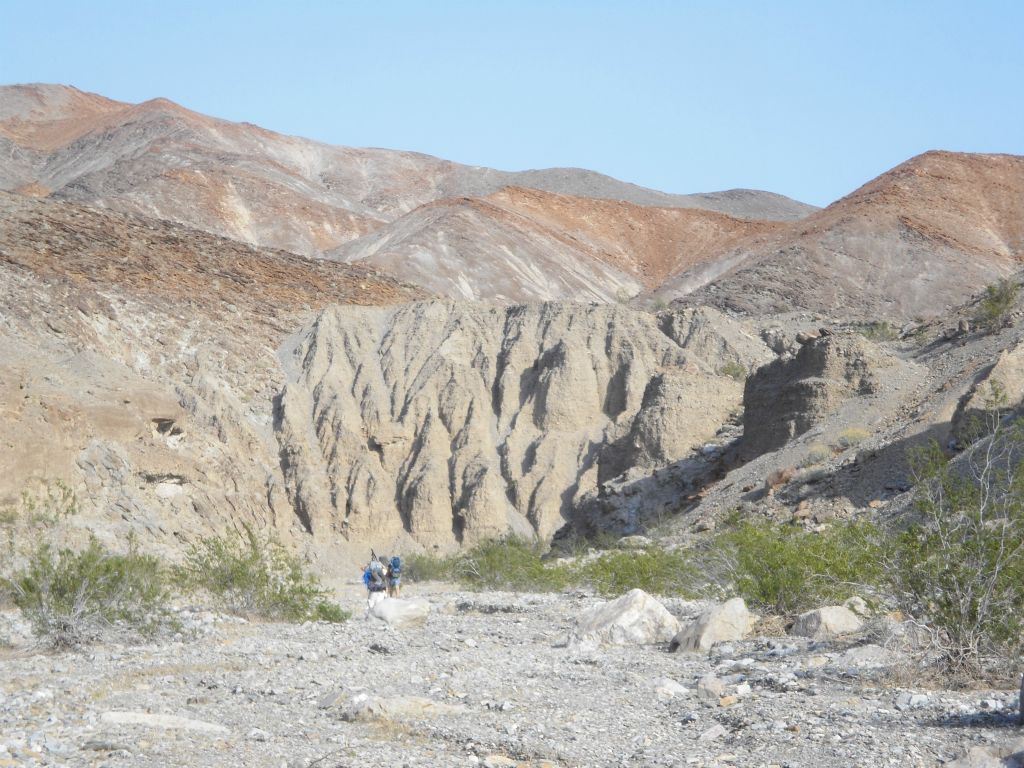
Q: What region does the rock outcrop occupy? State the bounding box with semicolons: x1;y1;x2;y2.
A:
277;301;762;549
741;335;892;460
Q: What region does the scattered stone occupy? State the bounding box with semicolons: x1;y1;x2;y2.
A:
341;695;466;722
699;724;729;742
697;674;726;704
100;711;229;734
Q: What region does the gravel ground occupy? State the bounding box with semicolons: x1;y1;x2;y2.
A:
1;585;1021;767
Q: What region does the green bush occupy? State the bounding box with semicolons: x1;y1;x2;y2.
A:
4;538;170;648
708;519;885;615
579;548;698;598
402;552;456;583
174;526;347;623
718;360;747;382
2;481;79;556
835;427;870;450
449;537;570;592
974;278;1019;334
856;321;898;342
891;425;1024;676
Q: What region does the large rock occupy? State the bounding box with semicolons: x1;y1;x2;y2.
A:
567;589;681;651
947;739;1024;768
278;301;756;549
952;340;1024;442
790;606;864;639
669;598;753;653
741;335;893;460
368;598;431;628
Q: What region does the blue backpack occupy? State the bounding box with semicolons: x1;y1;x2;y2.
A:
390;556;401;575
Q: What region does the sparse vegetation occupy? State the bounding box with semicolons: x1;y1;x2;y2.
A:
447;537;570;592
856;321;898;342
835;427;870;450
890;414;1024;677
1;480;78;555
974;278;1019;334
718;360;748;382
579;548;698;598
3;538;170;648
765;466;796;491
174;525;348;623
800;444;832;468
705;519;886;615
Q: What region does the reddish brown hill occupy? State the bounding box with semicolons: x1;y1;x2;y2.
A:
659;151;1024;320
331;187;784;301
0;84;814;264
488;187;784;288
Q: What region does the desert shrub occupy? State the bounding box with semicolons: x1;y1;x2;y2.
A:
800;444;832;468
174;526;347;623
718;360;747;382
707;519;886;615
448;537;570;592
1;481;79;557
3;538;170;648
856;321;898;342
889;419;1024;676
835;427;870;450
974;278;1019;334
402;552;456;583
579;547;698;598
765;466;796;491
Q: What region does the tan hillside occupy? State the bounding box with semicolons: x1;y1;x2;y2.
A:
659;151;1024;320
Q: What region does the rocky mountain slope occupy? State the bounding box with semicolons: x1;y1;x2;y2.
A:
0;84;815;262
0;191;424;561
330;187;782;302
658;151;1024;321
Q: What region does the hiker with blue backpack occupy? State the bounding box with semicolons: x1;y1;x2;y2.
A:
386;554;402;598
364;554;388;609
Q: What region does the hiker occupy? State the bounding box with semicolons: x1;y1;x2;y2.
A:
387;554;402;598
363;558;387;609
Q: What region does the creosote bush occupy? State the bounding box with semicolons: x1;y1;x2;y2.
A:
974;278;1019;334
579;548;698;598
718;360;748;382
4;538;170;648
835;427;870;450
174;526;348;623
706;519;886;615
856;321;898;342
405;537;699;598
890;417;1024;677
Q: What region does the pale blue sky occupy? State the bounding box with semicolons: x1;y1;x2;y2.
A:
2;1;1021;206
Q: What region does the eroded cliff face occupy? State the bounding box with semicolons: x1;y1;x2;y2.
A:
276;301;768;551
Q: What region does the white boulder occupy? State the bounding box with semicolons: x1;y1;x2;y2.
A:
368;597;431;628
568;589;680;651
790;605;863;639
670;598;754;653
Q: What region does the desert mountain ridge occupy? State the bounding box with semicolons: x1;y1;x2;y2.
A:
0;83;816;255
659;150;1024;320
